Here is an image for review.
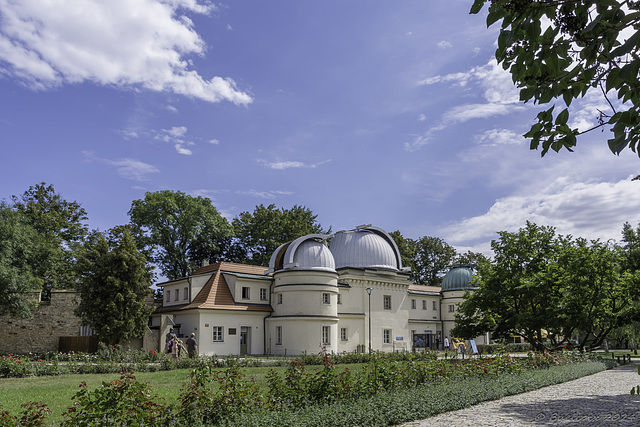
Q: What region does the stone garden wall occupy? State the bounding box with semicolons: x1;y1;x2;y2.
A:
1;290;82;354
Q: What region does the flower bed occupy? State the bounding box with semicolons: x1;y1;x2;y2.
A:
0;349;614;426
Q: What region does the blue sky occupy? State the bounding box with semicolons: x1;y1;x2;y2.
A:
1;0;639;260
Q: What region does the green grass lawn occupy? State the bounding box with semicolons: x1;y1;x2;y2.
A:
0;364;360;425
0;369;189;424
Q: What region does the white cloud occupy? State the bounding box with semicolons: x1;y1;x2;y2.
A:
0;0;252;104
167;126;188;138
209;139;220;145
174;144;192;155
420;60;519;104
418;72;472;87
437;40;453;49
154;126;194;154
191;188;225;199
238;189;294;199
442;103;518;123
418;114;426;122
101;157;160;181
408;60;522;151
257;159;331;170
442;176;640;246
475;128;523;146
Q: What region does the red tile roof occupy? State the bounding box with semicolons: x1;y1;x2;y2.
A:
159;262;272;313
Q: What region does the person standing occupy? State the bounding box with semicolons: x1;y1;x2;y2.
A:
186;333;198;358
176;339;187;359
170;335;178;359
444;336;450;352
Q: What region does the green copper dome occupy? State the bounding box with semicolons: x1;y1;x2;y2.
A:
441;264;476;292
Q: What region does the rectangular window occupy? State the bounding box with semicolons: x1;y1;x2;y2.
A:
242;287;250;300
422;300;427;310
411;299;416;309
383;329;391;344
165;290;170;302
175;289;179;301
341;327;348;341
228;328;237;335
383;295;391;310
260;288;268;301
322;293;330;304
449;304;455;313
183;287;188;300
276;326;282;345
277;294;283;304
322;326;330;345
433;301;437;311
337;294;342;304
212;326;224;342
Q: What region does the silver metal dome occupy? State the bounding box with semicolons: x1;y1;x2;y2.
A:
441;264;475;291
329;226;401;271
268;234;335;273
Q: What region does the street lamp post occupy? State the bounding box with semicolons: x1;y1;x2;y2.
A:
366;287;373;354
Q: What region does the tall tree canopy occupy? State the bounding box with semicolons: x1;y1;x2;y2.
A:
471;0;640;156
621;221;640;271
128;190;234;280
12;182;88;243
390;231;457;287
230;204;327;266
75;226;154;345
454;250;490;266
11;182;88;292
388;230;416;271
453;221;640;351
411;236;457;287
0;203;53;318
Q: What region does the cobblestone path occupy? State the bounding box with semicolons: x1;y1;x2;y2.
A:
402;362;640;426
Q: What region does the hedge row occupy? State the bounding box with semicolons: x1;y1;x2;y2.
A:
222;360;612;427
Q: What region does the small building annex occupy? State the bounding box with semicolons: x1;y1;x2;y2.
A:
152;225;486;356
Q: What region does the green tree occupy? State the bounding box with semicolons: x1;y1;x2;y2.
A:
614;221;640;346
128;190;234;280
390;231;464;286
453;222;640;351
11;182;89;292
552;237;640;350
389;230;416;270
410;236;457;287
471;0;640;156
0;203;53;317
621;221;640;271
453;222;562;351
75;226;154;345
454;250;490;266
230;204;327;266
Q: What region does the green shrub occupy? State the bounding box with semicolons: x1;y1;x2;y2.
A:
177;361;262;426
0;354;33;378
223;360;609;426
475;343;532;353
0;402;50;427
61;368;168;426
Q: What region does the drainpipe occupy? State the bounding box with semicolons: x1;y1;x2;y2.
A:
263;278;274;356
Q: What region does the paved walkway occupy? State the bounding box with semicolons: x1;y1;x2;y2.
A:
402;362;640;426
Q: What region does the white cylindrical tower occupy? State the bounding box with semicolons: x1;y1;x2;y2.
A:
266;235;339;355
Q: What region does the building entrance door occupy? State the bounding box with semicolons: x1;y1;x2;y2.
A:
240;327;249;355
